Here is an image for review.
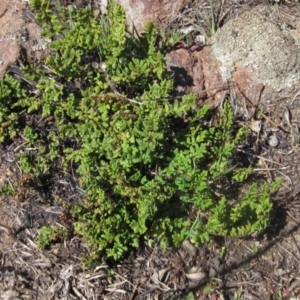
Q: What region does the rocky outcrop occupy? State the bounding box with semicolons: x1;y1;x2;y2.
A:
167;5;300;107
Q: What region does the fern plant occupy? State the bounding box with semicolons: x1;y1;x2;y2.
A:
0;75;27;141
0;0;281;261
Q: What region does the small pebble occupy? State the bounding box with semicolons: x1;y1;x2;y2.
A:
268;135;279;148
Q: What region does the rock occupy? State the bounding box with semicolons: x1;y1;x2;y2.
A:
166;48;206;97
193;5;300;106
0;1;50;79
116;0;191;33
0;41;20;79
0;1;24;79
166;46;229;106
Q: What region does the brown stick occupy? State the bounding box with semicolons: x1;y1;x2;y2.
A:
235;84;290;133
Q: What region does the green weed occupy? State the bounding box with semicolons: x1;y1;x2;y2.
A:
0;184;15;197
38;225;68;249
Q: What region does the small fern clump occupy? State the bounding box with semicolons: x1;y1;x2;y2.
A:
0;0;280;261
0;75;26;141
38;225;68;249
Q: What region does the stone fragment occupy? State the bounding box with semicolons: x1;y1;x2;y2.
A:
0;41;20;79
0;0;50;79
116;0;191;33
166;48;206;97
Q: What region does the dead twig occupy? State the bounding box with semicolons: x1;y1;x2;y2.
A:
275;169;293;185
235;84;290;133
276;241;299;263
111;270;143;294
261;154;273;182
236;148;284;166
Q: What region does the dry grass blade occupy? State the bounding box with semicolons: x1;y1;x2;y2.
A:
73;287;87;299
104;288;127;293
276;241;299;263
110;271;142;293
275;169;293;185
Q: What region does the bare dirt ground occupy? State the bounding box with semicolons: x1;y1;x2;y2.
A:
1;0;300;299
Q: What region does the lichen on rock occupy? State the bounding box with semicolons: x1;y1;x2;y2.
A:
203;5;300;105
